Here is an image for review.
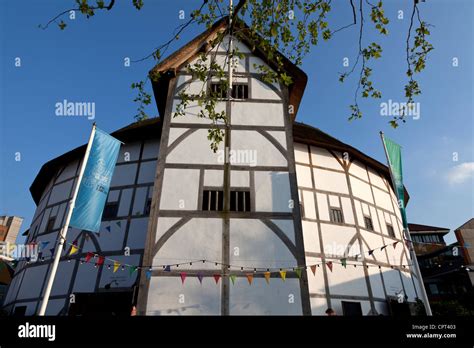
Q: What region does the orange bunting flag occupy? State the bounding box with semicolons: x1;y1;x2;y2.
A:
279;270;287;282
264;271;271;284
213;274;221;284
326;261;333;272
246;273;253;285
113;261;120;273
310;265;317;276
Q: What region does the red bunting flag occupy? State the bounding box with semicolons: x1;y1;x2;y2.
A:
180;272;187;284
368;249;375;256
85;252;94;263
213;274;221;284
310;265;317;276
393;241;399;249
326;261;333;272
246;273;253;285
96;256;104;266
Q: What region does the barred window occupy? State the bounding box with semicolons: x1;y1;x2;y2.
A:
386;224;395;238
103;202;119;219
330;208;344;223
202;189;250;212
230;190;251;212
210;83;248;100
364;216;374;231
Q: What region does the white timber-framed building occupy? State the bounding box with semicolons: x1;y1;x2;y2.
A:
3;18;426;316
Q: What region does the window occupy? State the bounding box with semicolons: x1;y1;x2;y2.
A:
201;189;250;212
202;190;224;211
210;83;248;100
364;216;374;231
230;190;251;212
144;198;152;215
330;208;344;223
103;202;119;219
386;224;395;238
46;217;56;232
341;301;362;316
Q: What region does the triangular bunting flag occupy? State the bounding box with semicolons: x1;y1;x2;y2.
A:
264;271;271;284
229;274;236;285
380;245;387;251
213;274;221;284
164;265;171;272
129;266;136;276
85;252;94;263
393;241;399;249
279;270;287;282
295;268;302;279
326;261;333;272
69;244;79;256
50;248;55;255
197;273;204;284
180;272;187;284
40;241;50;250
310;265;317;276
116;221;122;228
105;226;111;233
96;256;104;266
146;269;152;280
113;261;120;273
340;258;347;268
246;273;253;285
368;249;374;256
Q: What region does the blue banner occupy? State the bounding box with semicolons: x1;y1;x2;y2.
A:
70;128;121;232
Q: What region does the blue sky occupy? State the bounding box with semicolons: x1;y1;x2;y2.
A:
0;0;472;244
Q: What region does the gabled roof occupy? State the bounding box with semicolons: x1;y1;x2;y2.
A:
149;16;307;119
408;223;450;235
454;218;474;231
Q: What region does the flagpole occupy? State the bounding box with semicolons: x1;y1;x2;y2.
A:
379;131;432;316
38;123;97;316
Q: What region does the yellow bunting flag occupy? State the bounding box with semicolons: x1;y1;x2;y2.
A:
279;270;286;282
246;273;253;285
69;244;78;256
264;271;271;284
113;261;120;273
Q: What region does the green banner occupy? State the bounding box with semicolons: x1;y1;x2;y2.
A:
383;136;408;229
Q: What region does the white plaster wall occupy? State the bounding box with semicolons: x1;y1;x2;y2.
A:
294;143;309;164
254;171;291;212
159;169;200;210
167;129;223;164
302;221;319;253
229;278;302;315
146;276;221;315
230;219;296;269
231;130;287;167
310;146;343;170
154;218;222;269
350;176;374;204
313;168;348;194
231;102;285;127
